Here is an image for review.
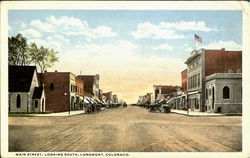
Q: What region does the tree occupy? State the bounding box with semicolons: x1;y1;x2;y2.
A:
9;33;59;72
8;33;30;65
28;43;59;72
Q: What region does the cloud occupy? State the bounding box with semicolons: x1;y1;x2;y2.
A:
17;21;26;29
160;21;217;32
19;28;42;38
53;34;69;43
8;25;12;31
31;20;54;32
44;16;116;39
28;38;62;51
132;20;217;40
152;43;173;51
131;22;184;40
186;47;193;52
200;40;242;51
93;26;116;38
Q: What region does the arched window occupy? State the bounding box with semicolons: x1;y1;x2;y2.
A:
35;100;38;108
228;69;233;73
223;86;230;99
50;83;54;90
237;69;241;73
16;94;21;108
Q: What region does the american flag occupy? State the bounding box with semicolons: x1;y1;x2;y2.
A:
194;34;202;43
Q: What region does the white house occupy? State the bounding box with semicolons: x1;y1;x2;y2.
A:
8;66;45;112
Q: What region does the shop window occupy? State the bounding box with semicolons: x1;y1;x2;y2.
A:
223;86;230;99
35;100;38;108
16;94;21;108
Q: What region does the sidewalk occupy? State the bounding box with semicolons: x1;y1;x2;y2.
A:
33;110;86;117
171;109;223;117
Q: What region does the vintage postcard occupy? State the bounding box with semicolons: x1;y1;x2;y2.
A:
1;1;250;158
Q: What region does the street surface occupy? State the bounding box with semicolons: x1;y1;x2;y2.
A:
9;106;241;152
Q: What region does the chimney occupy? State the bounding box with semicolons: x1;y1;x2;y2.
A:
221;48;225;51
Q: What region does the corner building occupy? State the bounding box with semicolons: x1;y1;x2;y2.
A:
185;48;242;112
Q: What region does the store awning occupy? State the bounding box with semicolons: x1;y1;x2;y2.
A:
187;91;200;95
95;98;103;104
84;97;91;104
167;98;174;104
176;94;187;99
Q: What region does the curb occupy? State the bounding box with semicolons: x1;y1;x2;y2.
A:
171;111;242;117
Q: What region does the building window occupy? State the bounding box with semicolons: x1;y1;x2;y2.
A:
50;83;54;90
188;78;190;89
228;69;233;73
205;89;208;100
195;75;197;87
198;73;200;87
237;69;241;73
209;89;211;96
191;76;193;88
240;87;242;99
35;100;38;108
16;94;21;108
223;86;230;99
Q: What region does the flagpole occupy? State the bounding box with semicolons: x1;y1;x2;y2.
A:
193;34;196;51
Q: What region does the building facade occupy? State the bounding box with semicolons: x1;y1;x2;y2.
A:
185;48;242;112
78;74;100;99
75;76;85;110
39;71;79;112
9;66;45;112
185;50;202;111
153;85;180;102
205;73;242;113
103;91;112;103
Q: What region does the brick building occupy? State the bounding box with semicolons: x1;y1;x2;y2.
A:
185;48;242;112
39;71;80;112
78;74;100;99
153;85;181;102
103;91;112;103
112;94;118;104
75;76;85;109
99;89;103;101
181;69;187;94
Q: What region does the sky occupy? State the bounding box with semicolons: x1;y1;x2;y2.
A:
8;10;242;103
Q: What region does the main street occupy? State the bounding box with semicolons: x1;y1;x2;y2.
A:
9;106;241;152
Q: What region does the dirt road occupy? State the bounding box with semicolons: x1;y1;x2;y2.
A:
9;106;242;152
